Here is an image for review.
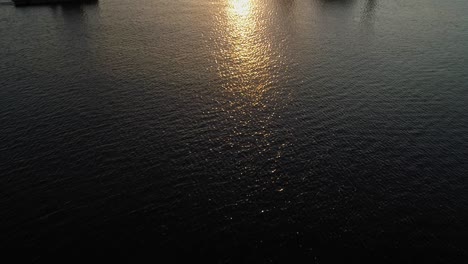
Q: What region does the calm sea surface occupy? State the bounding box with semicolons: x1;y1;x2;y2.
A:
1;0;467;261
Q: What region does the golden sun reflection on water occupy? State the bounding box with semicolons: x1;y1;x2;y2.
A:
209;0;292;162
229;0;252;18
222;0;277;107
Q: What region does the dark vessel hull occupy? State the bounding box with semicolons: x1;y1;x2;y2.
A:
13;0;97;6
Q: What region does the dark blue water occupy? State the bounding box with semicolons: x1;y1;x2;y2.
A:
1;0;467;262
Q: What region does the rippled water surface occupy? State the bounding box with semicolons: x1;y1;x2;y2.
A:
1;0;467;261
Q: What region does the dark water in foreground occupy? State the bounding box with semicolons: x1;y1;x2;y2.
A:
1;0;467;262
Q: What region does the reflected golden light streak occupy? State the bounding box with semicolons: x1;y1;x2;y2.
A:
229;0;252;18
209;0;292;168
224;0;271;105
